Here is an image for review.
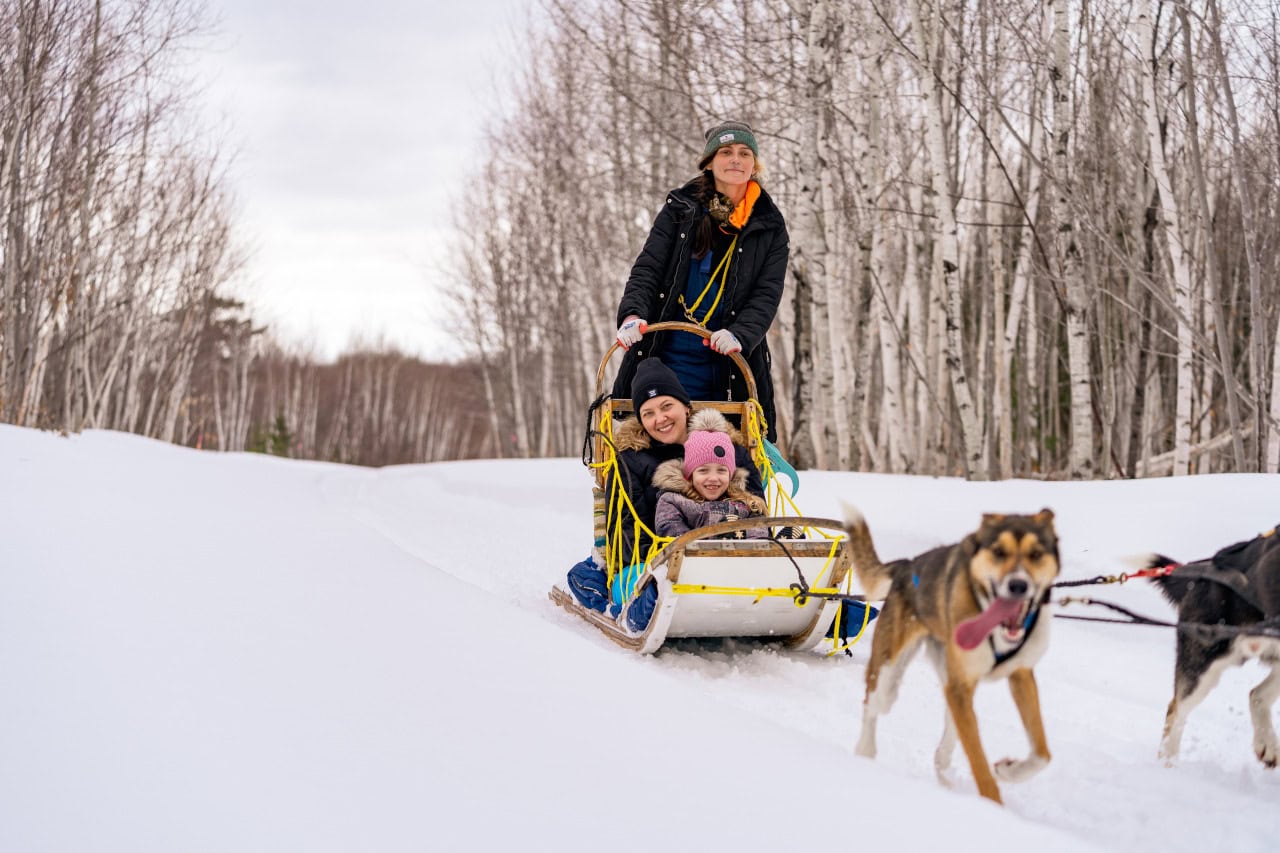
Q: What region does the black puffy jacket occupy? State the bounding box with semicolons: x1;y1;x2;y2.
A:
611;177;789;441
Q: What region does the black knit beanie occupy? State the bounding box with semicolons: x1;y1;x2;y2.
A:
631;358;692;414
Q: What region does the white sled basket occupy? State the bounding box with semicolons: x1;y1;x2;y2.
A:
551;515;855;654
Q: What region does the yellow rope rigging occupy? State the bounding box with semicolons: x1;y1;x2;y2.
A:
589;347;867;653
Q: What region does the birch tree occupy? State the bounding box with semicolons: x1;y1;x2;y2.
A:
908;0;985;478
444;0;1275;478
1047;0;1094;478
1136;0;1195;476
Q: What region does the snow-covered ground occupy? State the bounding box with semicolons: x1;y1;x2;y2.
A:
2;424;1277;852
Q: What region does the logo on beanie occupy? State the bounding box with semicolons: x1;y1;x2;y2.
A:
719;132;735;144
647;388;657;398
714;445;726;458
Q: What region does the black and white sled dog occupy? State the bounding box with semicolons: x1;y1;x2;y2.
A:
1144;525;1280;768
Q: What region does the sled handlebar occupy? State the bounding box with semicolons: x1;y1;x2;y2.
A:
595;321;758;403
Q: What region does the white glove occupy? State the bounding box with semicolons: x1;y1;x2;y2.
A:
616;316;648;349
708;328;742;354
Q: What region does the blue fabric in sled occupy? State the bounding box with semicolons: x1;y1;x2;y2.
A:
826;599;880;640
566;555;609;613
609;562;645;616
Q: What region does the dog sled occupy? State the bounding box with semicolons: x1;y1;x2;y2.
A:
549;321;861;654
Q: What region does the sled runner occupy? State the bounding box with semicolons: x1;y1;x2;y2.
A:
549;321;861;654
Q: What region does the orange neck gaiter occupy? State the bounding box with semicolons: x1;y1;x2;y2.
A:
728;180;761;231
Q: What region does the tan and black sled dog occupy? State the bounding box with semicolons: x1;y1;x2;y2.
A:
843;505;1061;804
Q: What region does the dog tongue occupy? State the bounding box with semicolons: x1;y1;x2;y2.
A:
955;597;1024;650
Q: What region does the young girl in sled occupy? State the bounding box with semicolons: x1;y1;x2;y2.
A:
652;409;768;539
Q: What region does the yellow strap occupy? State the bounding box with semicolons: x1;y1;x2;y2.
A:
679;235;738;326
671;584;844;599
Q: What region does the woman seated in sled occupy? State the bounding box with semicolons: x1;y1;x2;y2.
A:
566;358;764;617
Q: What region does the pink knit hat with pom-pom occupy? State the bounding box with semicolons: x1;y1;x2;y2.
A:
682;430;736;479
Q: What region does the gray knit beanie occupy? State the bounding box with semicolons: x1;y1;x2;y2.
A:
698;121;759;169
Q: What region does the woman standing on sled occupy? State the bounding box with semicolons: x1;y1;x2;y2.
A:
612;120;789;442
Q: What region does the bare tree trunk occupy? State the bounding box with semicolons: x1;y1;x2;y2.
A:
859;22;907;473
910;0;984;479
1136;0;1194;476
1000;44;1047;476
1127;192;1159;478
981;11;1009;480
1176;4;1245;471
790;0;841;467
789;272;818;468
1204;0;1269;469
1048;0;1093;479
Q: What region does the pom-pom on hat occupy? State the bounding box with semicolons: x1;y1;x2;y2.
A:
698;120;759;169
683;429;737;479
631;357;692;415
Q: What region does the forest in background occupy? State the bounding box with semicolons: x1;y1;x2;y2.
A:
452;0;1280;478
4;0;1278;475
0;0;491;465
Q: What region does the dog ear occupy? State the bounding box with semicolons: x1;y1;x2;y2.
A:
980;513;1006;529
1033;508;1055;526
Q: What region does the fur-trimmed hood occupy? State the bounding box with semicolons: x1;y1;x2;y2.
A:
612;416;658;453
612;406;749;453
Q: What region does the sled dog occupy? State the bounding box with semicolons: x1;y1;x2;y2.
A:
843;505;1060;804
1144;525;1280;768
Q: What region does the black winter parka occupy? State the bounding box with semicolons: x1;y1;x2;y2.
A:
611;177;789;441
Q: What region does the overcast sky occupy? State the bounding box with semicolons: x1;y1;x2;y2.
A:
198;0;529;361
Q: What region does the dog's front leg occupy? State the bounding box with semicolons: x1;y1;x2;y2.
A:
995;667;1051;783
1158;696;1188;765
1159;646;1231;765
1248;664;1280;768
943;677;1001;804
934;706;959;787
928;644;959;783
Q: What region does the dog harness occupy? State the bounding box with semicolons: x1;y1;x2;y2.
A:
991;604;1044;666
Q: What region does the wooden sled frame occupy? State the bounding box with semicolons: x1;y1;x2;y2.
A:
551;321;859;653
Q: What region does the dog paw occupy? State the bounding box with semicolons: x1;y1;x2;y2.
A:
935;766;960;789
1254;737;1278;769
994;755;1047;783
